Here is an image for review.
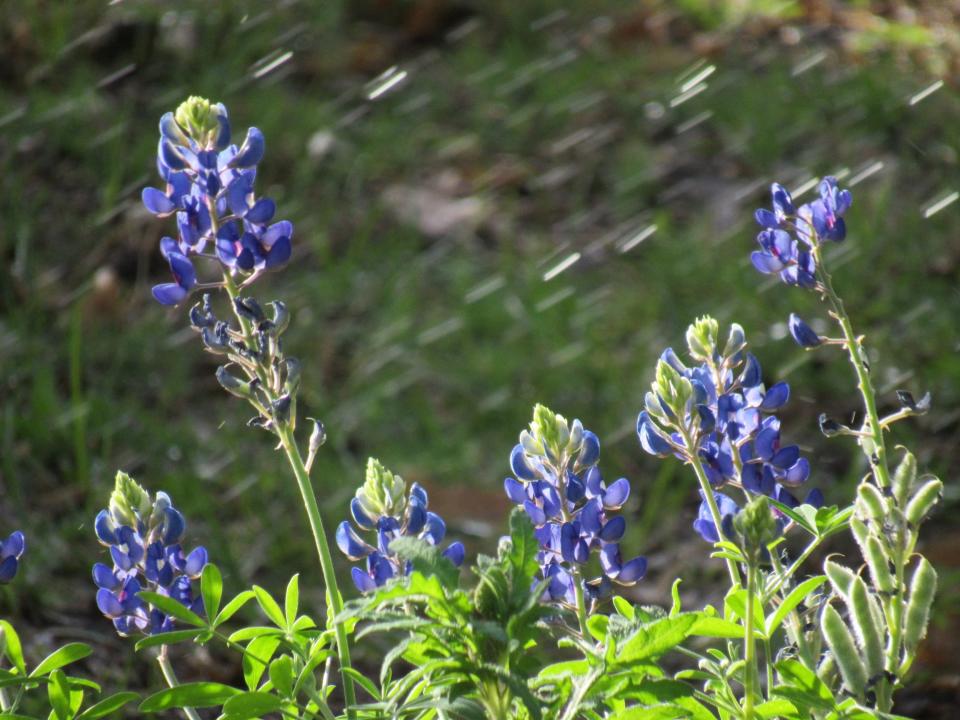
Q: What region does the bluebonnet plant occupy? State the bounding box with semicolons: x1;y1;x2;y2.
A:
750;178;851;288
505;404;645;614
92;472;207;636
637;317;821;543
0;531;25;583
144;96;292;305
336;458;465;592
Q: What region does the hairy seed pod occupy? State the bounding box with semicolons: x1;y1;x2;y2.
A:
849;577;884;677
856;483;887;523
823;604;868;695
892;450;917;507
905;478;943;526
825;559;857;597
864;535;896;594
850;517;870;551
903;557;937;653
817;652;836;685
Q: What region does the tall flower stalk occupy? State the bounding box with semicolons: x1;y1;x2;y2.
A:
141;97;357;714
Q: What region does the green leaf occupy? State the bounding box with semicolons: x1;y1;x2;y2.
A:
48;670;72;720
766;576;827;637
284;574;299;627
139;682;241;712
201;564;223;622
724;589;765;637
227;626;282;643
616;615;698;664
609;704;692;719
342;666;380;701
507;508;540;588
137;591;206;628
243;636;281;691
615;678;713;720
268;656;294;698
389;537;459;588
134;629;203;651
215;591;256;628
689;614;744;639
30;644;92;678
586;614;609;642
775;659;835;711
769;500;817;536
0;621;26;673
75;692;140;720
754;699;799;718
221;691;283;720
252;586;287;629
669;579;683;617
613;596;635;620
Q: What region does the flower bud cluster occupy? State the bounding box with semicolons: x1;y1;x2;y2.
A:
637;317;821;542
505;405;646;610
92;472;208;636
0;531;25;583
750;177;851;288
336;459;465;592
143;97;293;306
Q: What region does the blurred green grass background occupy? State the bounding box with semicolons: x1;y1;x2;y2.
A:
1;0;959;714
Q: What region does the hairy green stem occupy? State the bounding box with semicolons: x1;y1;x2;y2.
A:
680;428;742;587
157;649;202;720
220;272;357;717
814;247;903;711
743;562;759;720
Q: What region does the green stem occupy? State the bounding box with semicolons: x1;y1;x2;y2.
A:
0;686;10;712
680;428;742;588
220;272;357;717
157;650;202;720
814;246;904;710
743;562;758;720
276;424;358;716
767;548;815;668
813;247;891;489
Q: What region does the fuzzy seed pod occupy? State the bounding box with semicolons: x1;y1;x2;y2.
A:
864;535;896;594
905;478;943;526
856;483;888;523
849;577;884;677
892;451;917;507
903;557;937;653
825;559;857;597
823;604;868;695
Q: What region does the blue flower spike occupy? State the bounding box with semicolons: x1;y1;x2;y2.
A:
503;404;646;613
92;471;207;636
336;458;465;592
637;317;821;544
145;97;294;305
749;176;852;290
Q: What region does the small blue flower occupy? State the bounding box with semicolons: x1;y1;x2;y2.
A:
808;177;851;242
692;491;739;543
0;531;25;583
93;478;206;637
788;313;822;348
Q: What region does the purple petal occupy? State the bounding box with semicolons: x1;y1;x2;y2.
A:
142;187;176;215
614;556;647;585
442;541;465;567
602;478;631;509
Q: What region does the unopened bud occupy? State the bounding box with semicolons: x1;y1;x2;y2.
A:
109;471;152;528
308;418;327;454
685;315;719;362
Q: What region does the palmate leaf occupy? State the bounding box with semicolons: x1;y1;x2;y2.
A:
507;508;540;590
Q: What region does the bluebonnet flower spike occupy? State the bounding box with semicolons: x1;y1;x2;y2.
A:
505;404;646;611
144;97;294;305
93;471;207;636
0;531;25;583
638;317;821;543
336;458;465;592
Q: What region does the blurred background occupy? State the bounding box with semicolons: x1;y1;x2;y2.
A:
1;0;959;716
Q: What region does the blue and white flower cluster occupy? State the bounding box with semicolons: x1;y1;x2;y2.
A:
92;472;208;636
143;96;293;305
0;530;25;583
336;458;465;593
637;317;821;543
750;177;851;289
505;405;646;609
